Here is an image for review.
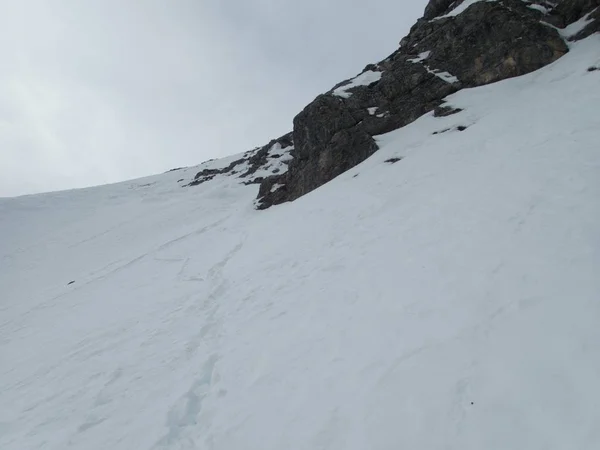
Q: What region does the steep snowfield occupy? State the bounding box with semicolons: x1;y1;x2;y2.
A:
2;36;599;450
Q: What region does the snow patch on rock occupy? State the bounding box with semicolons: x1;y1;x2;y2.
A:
333;70;383;98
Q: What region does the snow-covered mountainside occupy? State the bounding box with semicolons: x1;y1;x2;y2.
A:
2;32;599;449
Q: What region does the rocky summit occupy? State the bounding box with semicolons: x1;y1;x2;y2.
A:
225;0;596;209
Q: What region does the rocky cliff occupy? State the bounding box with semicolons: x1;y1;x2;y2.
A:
189;0;599;209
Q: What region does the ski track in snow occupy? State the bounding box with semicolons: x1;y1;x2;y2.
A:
1;36;600;450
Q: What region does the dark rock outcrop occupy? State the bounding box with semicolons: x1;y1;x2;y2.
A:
555;0;600;25
385;157;403;164
188;133;293;187
239;133;293;180
401;0;568;86
255;0;575;209
188;157;245;186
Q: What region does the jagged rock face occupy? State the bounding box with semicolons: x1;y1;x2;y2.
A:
555;0;600;24
285;62;458;201
255;0;572;209
526;0;600;34
248;0;598;209
404;0;568;86
423;0;461;20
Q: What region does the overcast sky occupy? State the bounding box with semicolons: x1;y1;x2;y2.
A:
0;0;426;197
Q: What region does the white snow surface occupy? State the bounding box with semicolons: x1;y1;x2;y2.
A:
427;68;460;83
527;3;550;14
408;50;460;84
333;70;383;98
2;36;600;450
559;8;598;39
434;0;498;19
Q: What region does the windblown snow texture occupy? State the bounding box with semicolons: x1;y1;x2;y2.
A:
2;33;600;449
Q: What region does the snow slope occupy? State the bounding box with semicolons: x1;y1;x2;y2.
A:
1;36;600;450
